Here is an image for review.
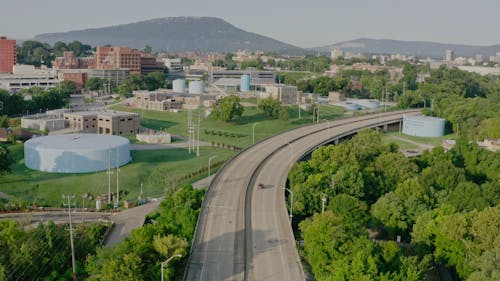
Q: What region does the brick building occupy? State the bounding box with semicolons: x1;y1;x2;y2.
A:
140;56;164;75
52;51;96;69
95;47;142;74
60;70;88;89
0;36;16;73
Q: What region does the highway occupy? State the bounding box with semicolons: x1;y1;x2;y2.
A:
185;110;420;281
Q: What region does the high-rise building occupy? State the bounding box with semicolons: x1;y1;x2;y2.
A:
445;50;454;61
0;36;16;73
330;49;344;60
95;47;141;74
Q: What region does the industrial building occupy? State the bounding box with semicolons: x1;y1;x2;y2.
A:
402;115;445;137
140;57;164;75
63;110;140;135
132;89;215;111
24;134;130;173
0;36;16;73
89;68;130;87
0;65;61;92
209;70;275;86
259;85;299;105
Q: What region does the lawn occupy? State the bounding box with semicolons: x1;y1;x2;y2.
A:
0;144;234;207
383;131;455;147
110;103;346;148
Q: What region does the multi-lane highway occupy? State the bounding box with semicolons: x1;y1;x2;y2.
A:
185;110;420;281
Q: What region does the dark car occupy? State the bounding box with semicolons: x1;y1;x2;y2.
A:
257;183;265;189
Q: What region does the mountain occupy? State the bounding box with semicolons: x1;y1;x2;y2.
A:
312;38;500;58
33;17;306;54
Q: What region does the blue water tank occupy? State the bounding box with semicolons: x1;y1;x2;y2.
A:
402;115;445;137
240;74;251;92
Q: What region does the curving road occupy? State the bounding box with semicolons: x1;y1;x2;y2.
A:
185;110;420;281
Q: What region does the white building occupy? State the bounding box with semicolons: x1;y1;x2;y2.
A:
445;50;454;61
330;49;344;60
162;58;183;72
0;65;61;92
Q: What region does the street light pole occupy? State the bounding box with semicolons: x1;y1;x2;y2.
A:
161;254;182;281
208;156;216;177
321;193;327;213
62;195;77;281
252;122;258;144
282;188;293;223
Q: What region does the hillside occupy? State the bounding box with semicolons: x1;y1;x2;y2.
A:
313;38;500;58
33;17;306;54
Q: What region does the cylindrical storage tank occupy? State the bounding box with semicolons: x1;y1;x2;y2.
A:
189;81;205;94
172;79;186;93
402;115;445;137
24;134;131;173
240;74;250;92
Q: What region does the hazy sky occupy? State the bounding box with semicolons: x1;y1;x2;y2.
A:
1;0;499;47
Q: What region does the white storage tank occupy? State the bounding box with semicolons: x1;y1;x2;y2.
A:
24;134;131;173
189;81;205;94
402;115;445;137
172;79;186;93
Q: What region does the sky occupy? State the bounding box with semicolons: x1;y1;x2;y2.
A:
1;0;499;48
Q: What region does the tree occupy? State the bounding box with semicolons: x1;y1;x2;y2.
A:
85;77;105;91
278;106;289;121
57;80;77;96
142;45;152;54
0;115;8;128
212;95;244;122
144;72;166;91
257;97;280;118
0;145;13;173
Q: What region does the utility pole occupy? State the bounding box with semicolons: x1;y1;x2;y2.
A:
116;146;120;209
208;156;216;177
187;110;192;154
62;195;77;281
321;193;327;213
81;193;86;223
107;147;113;203
197;111;201;157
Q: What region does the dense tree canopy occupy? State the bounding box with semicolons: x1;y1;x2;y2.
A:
212;95;244;122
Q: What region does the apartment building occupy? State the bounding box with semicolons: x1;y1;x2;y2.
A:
0;36;16;73
95;47;142;74
52;51;96;69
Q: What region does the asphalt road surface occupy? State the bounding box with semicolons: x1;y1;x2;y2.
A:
185;110;420;281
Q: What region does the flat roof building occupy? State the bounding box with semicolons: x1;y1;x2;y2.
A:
96;47;141;74
0;65;61;92
209;70;275;86
63;110;140;135
0;36;16;73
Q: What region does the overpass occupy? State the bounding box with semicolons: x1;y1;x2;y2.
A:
185;110;420;281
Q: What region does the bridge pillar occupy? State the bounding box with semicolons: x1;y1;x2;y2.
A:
383;124;388;132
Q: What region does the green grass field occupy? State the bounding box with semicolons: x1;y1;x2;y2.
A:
0;144;234;207
1;102;345;207
383;131;455;147
110;103;345;147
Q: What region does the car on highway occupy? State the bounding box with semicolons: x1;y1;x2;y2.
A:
257;183;265;189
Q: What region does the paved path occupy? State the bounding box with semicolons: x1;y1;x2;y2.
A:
104;200;161;247
131;140;211;150
192;175;216;189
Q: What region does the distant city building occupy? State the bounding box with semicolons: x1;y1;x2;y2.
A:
52;51;96;69
0;65;61;92
89;68;130;87
457;66;500;76
209;70;275;85
59;70;88;89
95;47;142;74
445;49;454;61
140;57;164;75
262;85;298;105
330;49;344;60
0;36;16;73
475;54;484;63
162;58;183;72
496;52;500;63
